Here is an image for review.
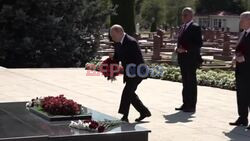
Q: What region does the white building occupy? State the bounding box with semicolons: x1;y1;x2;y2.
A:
194;11;240;32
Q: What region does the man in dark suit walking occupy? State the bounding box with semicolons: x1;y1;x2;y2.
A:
175;7;203;113
229;12;250;129
110;24;151;122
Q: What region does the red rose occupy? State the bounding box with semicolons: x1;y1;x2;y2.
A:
83;120;91;123
98;126;105;132
99;58;121;80
40;95;81;115
89;121;99;129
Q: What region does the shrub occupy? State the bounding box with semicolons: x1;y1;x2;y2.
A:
85;61;236;90
0;0;113;67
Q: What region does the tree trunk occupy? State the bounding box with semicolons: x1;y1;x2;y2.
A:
111;0;136;36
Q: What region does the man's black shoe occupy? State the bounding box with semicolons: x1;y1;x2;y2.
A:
229;118;248;126
135;112;151;122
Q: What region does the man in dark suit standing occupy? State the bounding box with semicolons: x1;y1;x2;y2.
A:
229;12;250;129
110;24;151;122
175;7;203;113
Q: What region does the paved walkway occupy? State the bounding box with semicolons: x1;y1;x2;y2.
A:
0;67;249;141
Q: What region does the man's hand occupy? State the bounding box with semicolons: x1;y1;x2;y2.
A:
231;54;245;68
108;53;114;60
176;47;187;53
231;56;236;68
236;55;245;63
109;76;116;82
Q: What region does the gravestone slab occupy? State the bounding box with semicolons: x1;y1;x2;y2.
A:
0;102;150;141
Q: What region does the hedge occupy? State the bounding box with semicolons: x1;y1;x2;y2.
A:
85;61;236;90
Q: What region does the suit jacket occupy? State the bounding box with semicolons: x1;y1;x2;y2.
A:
235;31;250;72
177;22;203;66
113;34;147;83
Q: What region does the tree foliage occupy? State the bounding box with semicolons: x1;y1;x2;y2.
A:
138;0;246;28
111;0;136;36
138;0;195;29
141;0;164;31
0;0;113;68
165;0;195;26
195;0;246;14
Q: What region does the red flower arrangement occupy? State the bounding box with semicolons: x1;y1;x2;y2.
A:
41;95;81;115
69;119;123;133
99;58;123;81
84;120;106;132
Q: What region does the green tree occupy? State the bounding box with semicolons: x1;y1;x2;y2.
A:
195;0;245;14
0;0;113;68
244;0;250;10
165;0;195;26
141;0;164;31
111;0;136;36
138;0;195;29
135;0;144;15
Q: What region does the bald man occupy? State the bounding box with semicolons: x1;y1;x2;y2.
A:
175;7;203;113
230;12;250;129
110;25;151;122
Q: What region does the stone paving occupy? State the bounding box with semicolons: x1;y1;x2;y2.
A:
0;67;249;141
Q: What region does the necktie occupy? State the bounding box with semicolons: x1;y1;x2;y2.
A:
244;31;248;37
183;24;187;31
236;31;247;53
239;31;247;42
179;24;186;36
115;42;122;48
115;42;122;58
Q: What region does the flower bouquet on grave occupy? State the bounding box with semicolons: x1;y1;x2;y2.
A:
26;95;81;116
69;119;124;133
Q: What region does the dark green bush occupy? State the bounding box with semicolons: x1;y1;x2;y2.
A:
154;65;236;90
0;0;113;68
